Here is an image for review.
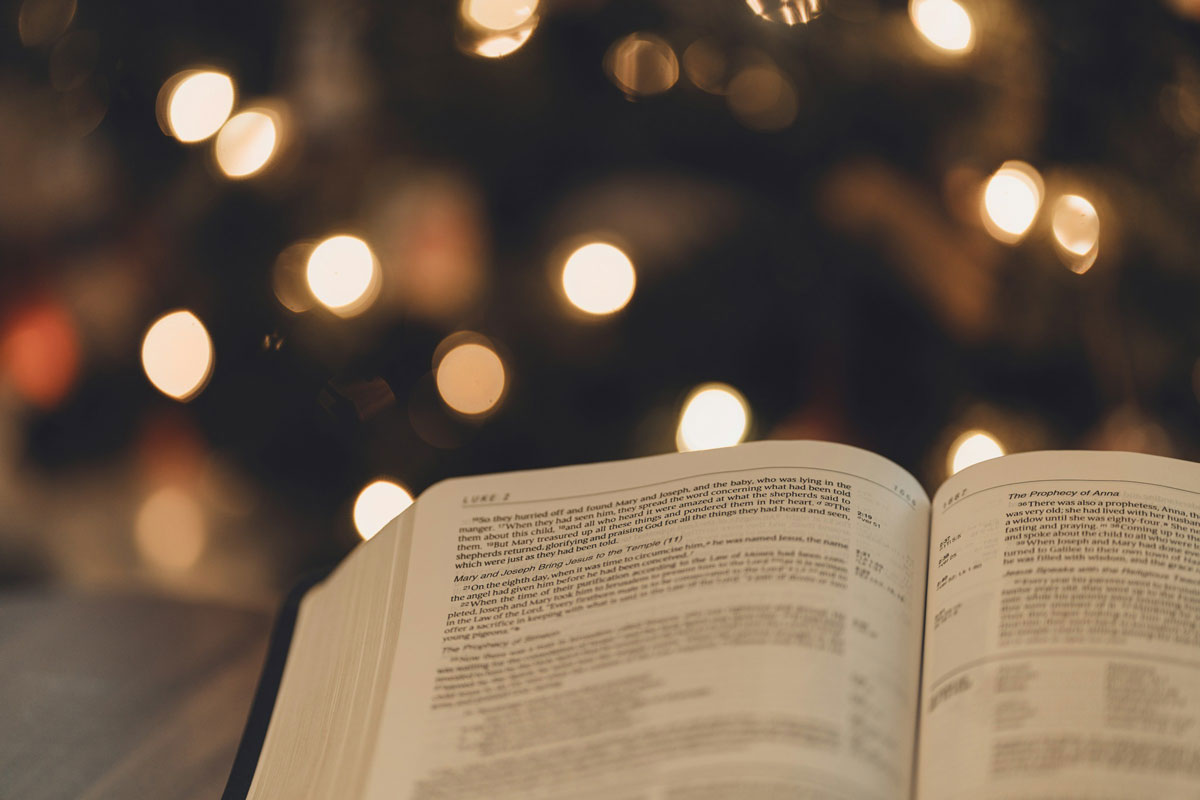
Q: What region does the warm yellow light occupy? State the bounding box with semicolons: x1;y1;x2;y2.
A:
676;383;750;452
436;340;506;415
745;0;821;25
682;38;728;95
981;162;1043;243
141;310;214;402
471;25;535;57
461;0;537;32
561;242;636;315
948;429;1004;475
727;63;798;131
1051;194;1100;256
135;487;206;571
163;70;235;143
214;108;279;178
305;235;381;317
353;479;414;540
910;0;974;54
1051;194;1100;274
606;33;679;97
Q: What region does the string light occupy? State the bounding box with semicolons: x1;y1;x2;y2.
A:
909;0;975;54
305;235;381;317
981;161;1043;243
676;383;750;452
135;486;206;571
948;429;1004;475
214;107;281;179
561;242;636;315
159;70;235;143
1051;194;1100;274
353;479;413;540
605;34;679;98
141;310;214;402
435;336;507;416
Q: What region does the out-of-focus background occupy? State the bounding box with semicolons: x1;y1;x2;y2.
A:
2;0;1199;607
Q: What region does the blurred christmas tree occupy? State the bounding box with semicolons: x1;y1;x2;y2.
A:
1;0;1199;601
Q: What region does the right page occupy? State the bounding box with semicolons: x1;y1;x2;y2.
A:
917;450;1200;800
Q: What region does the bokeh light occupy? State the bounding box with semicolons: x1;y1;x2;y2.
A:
460;0;537;32
948;429;1005;475
49;30;98;91
435;336;506;416
18;0;75;47
606;34;679;98
353;479;414;540
727;63;798;131
561;242;637;315
0;299;79;409
682;38;729;95
676;383;751;452
305;235;381;317
159;70;235;144
135;486;206;571
1051;194;1100;274
981;161;1043;243
457;0;538;58
470;25;536;58
214;108;280;179
909;0;975;54
746;0;822;25
141;310;214;402
273;241;316;313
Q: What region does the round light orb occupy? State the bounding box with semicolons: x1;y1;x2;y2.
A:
436;341;506;416
135;487;206;571
605;33;679;98
353;479;414;540
682;38;728;95
163;70;235;143
470;25;536;58
948;429;1004;475
214;108;279;179
727;63;798;131
461;0;537;32
561;242;636;315
1051;194;1101;274
981;162;1044;243
141;310;214;402
305;235;381;316
910;0;974;54
676;383;750;452
1051;194;1100;256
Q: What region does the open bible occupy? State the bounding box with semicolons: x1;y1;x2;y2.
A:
223;441;1200;800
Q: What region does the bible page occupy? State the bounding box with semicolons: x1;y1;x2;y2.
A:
918;450;1200;800
365;440;930;800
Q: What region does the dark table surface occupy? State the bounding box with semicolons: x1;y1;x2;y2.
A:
0;590;270;800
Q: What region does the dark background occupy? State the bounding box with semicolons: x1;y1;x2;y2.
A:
2;0;1199;606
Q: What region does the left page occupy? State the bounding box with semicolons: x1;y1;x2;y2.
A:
364;441;930;800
